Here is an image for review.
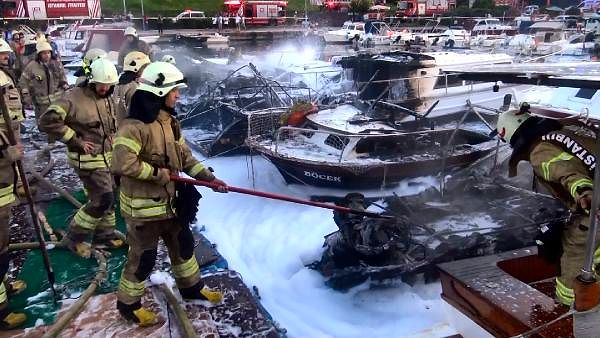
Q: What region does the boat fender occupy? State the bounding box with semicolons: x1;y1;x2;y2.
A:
535;219;565;264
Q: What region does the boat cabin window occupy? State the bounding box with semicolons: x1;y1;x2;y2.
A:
575;88;597;99
356;25;364;31
347;24;355;30
75;31;85;40
324;135;350;150
486;19;501;25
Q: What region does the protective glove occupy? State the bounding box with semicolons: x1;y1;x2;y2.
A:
578;189;594;212
2;144;22;162
154;167;170;186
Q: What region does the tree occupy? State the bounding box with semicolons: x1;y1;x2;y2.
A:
350;0;370;15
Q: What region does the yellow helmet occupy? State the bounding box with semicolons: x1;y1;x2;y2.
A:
139;62;187;97
89;58;118;85
36;41;52;54
0;39;12;53
496;106;531;144
123;51;151;73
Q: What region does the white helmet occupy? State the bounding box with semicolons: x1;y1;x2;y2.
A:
161;54;176;65
0;39;12;53
36;41;52;54
124;26;138;38
138;61;188;97
89;58;118;85
496;104;531;144
83;48;107;66
124;51;151;73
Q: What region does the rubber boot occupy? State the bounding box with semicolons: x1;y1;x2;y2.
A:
61;233;92;259
6;280;26;297
0;309;26;330
117;300;158;327
94;230;126;250
180;281;223;304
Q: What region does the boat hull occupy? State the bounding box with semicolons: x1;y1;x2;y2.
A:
260;141;496;188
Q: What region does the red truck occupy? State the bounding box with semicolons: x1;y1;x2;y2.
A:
396;0;455;16
224;0;288;25
1;0;101;19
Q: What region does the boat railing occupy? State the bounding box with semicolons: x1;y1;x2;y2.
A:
269;126;449;163
287;69;480;99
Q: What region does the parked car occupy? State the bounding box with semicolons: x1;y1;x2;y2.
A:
172;10;206;23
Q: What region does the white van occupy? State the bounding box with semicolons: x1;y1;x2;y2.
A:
172;10;206;23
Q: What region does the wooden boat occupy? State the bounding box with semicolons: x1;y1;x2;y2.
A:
439;247;572;337
248;125;498;188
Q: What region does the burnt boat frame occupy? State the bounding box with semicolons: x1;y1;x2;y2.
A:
249;126;498;188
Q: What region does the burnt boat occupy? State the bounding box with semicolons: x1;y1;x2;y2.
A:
308;174;568;290
248;126;498;188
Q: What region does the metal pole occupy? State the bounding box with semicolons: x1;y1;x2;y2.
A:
140;0;145;30
122;0;127;16
304;0;307;21
580;133;600;281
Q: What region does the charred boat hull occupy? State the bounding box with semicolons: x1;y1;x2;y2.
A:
253;128;498;189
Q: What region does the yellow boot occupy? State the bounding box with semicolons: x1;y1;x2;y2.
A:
180;282;224;304
0;311;26;329
200;286;223;303
117;301;159;327
6;280;26;297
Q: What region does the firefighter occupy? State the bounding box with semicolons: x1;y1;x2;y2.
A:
0;39;23;138
117;27;151;68
496;103;599;307
74;48;107;85
39;58;123;259
112;61;227;326
8;31;25;79
0;38;27;329
19;39;68;122
160;54;176;65
115;51;150;124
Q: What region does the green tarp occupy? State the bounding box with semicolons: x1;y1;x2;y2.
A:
8;191;127;328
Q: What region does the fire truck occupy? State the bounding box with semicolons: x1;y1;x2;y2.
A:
0;0;101;19
323;0;351;11
396;0;455;16
224;0;288;25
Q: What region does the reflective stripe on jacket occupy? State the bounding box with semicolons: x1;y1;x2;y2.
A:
112;110;215;221
39;86;116;170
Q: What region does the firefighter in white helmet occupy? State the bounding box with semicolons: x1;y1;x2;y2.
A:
161;54;176;65
19;40;68;121
39;58;124;259
118;26;151;68
0;38;27;329
75;48;108;85
496;102;600;307
114;51;150;123
113;62;228;326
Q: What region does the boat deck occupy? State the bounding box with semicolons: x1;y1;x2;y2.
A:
438;247;573;337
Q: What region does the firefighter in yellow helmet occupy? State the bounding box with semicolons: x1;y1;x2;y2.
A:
114;51;150;123
113;61;227;326
75;48;107;85
496;102;600;307
0;38;27;329
39;58;124;258
19;40;68;121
